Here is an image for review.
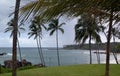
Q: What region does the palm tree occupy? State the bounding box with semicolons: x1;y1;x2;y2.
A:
48;18;65;66
96;43;101;64
100;25;119;64
5;19;25;62
75;13;102;64
111;28;119;64
28;16;46;66
12;0;21;76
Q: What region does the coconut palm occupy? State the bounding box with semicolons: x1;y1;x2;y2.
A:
111;27;120;64
5;19;25;62
100;25;119;64
5;19;25;37
48;18;65;66
12;0;21;76
75;13;102;64
28;16;46;66
96;43;101;64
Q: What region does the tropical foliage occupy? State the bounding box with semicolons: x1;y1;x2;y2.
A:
75;13;102;64
28;16;46;66
5;19;25;37
5;18;25;62
48;18;65;66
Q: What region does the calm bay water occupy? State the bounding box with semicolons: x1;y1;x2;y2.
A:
0;47;119;66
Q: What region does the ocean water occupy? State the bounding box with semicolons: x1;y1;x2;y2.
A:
0;47;120;66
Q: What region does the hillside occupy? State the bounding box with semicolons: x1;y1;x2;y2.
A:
63;42;120;51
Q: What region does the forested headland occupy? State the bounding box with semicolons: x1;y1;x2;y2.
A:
63;42;120;52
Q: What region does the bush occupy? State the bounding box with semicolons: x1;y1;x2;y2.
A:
18;65;37;71
0;67;12;74
0;65;39;74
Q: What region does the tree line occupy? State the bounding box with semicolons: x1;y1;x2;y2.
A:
63;42;120;51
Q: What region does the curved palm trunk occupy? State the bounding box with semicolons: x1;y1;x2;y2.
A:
105;9;113;76
89;35;92;64
12;0;20;76
112;51;119;64
17;39;22;62
96;43;100;64
56;29;60;66
38;35;45;66
112;37;119;64
98;43;101;64
36;38;43;64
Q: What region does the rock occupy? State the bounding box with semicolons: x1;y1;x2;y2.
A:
0;52;7;56
21;59;32;66
4;59;32;68
34;63;45;67
4;60;20;68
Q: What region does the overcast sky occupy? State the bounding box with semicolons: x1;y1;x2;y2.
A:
1;0;118;47
0;0;80;47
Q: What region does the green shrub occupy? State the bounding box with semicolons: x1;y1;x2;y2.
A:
0;65;39;74
1;67;12;74
18;65;37;71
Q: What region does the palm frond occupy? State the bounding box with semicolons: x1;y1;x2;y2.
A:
59;22;65;27
10;32;13;38
50;30;55;36
59;28;64;34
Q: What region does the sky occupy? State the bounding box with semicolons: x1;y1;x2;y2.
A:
1;0;117;47
0;0;80;47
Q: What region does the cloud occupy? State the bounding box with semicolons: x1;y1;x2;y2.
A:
18;37;36;47
0;0;78;47
0;35;12;47
0;0;15;32
41;18;78;47
0;0;111;47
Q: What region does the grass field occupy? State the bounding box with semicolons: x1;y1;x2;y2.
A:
1;64;120;76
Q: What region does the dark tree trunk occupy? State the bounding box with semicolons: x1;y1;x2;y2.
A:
112;37;119;64
12;0;21;76
36;38;42;64
38;35;45;66
96;43;100;64
18;39;22;62
105;9;113;76
56;29;60;66
89;35;92;64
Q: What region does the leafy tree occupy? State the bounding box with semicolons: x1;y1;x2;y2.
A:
75;13;101;64
28;16;46;66
48;18;65;66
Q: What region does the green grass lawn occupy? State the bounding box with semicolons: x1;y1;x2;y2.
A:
1;64;120;76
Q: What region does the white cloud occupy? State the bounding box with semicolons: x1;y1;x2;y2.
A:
0;0;116;48
0;0;78;47
0;36;12;47
0;0;15;32
18;37;36;47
